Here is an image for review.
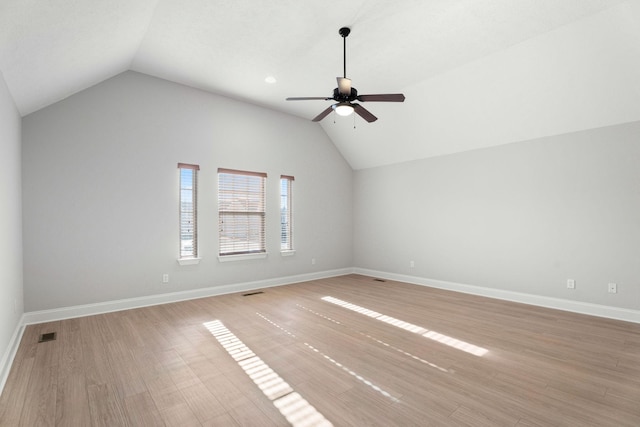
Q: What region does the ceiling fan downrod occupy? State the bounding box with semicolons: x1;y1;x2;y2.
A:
339;27;350;78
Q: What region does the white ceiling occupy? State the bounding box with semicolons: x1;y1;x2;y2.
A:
1;0;639;169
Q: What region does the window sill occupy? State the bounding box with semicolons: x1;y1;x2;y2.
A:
281;250;296;257
218;252;268;262
177;257;201;266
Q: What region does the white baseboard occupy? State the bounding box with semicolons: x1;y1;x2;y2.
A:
21;266;640;326
22;268;354;325
354;268;640;324
0;315;25;396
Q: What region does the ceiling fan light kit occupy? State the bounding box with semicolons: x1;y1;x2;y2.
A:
286;27;405;123
333;102;354;116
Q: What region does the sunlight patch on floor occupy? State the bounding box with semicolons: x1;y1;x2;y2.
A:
321;296;488;357
304;342;401;403
296;304;449;372
256;312;400;403
204;320;333;426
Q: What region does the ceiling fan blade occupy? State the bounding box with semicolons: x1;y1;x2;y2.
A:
337;77;351;96
312;106;334;122
286;97;330;101
356;94;405;102
353;104;378;122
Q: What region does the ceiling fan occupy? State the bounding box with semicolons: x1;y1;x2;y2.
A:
286;27;405;123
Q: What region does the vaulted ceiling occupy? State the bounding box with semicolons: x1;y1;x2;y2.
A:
1;0;639;169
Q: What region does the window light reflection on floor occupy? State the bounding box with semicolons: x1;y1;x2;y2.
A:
296;304;449;373
204;320;333;426
256;312;400;403
321;296;488;357
304;342;400;403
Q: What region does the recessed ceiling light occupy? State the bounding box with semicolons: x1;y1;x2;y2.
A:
264;76;277;84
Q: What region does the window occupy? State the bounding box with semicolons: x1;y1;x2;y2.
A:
280;175;294;252
178;163;199;260
218;168;267;257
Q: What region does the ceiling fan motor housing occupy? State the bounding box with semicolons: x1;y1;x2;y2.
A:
333;87;358;102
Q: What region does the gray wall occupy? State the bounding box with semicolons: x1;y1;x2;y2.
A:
354;121;640;310
0;72;23;364
17;68;640;317
22;71;353;311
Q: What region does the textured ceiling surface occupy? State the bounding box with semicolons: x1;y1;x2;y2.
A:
1;0;638;169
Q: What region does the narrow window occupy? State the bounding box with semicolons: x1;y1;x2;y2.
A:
218;168;267;256
178;163;199;259
280;175;294;251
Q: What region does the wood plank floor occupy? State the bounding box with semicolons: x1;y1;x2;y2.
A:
1;274;639;426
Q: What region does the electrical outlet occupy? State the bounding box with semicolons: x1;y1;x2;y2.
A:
410;260;415;268
311;258;316;265
567;279;575;289
162;274;169;284
608;283;617;294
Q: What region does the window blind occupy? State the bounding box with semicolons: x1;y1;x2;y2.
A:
218;168;267;256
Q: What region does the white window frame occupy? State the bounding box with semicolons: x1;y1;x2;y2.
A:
178;163;200;265
280;175;295;255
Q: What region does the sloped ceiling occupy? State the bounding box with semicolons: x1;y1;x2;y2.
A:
1;0;639;169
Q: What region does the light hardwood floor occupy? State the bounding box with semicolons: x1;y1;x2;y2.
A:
1;274;639;426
